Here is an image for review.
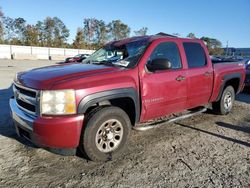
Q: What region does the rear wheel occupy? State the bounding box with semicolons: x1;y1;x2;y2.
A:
212;85;235;115
79;106;131;161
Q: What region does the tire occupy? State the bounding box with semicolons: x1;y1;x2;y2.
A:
79;106;131;161
212;85;235;115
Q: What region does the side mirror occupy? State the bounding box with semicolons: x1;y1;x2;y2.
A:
146;58;172;72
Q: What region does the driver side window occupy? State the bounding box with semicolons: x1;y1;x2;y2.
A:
148;42;182;69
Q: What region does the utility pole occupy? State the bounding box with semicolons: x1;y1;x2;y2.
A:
226;41;229;57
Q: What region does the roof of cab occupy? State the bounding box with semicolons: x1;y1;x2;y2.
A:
106;32;202;46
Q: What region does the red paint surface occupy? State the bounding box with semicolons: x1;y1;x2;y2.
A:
33;115;84;148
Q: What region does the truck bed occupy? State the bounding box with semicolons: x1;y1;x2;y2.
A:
209;61;246;102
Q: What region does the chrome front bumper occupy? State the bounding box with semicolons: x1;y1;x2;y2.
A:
9;98;35;132
9;97;79;155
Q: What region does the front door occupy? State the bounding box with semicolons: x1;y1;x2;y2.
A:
139;41;188;121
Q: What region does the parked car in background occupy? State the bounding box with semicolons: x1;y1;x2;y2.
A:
211;56;250;90
210;55;241;63
245;58;250;66
64;54;90;63
245;59;250;88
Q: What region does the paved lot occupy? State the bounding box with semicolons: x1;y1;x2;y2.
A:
0;60;250;187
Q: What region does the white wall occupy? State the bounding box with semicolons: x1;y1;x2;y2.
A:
0;45;12;59
0;44;95;60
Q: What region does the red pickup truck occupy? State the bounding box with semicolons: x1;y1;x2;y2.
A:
10;34;246;161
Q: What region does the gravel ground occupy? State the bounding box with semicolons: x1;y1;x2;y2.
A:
0;60;249;187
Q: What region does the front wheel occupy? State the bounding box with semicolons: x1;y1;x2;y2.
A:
212;85;235;115
79;106;131;161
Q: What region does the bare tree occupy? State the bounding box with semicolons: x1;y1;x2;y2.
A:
35;21;45;46
83;18;110;48
23;24;39;46
52;17;69;47
95;19;108;45
37;17;69;47
3;16;15;43
172;33;181;37
13;17;26;44
187;32;196;39
134;27;148;36
43;17;54;46
0;7;4;42
107;20;130;40
201;36;224;55
72;27;85;49
83;18;97;44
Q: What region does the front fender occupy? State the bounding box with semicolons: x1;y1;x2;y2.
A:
77;88;140;122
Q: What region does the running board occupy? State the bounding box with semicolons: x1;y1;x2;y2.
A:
133;107;207;131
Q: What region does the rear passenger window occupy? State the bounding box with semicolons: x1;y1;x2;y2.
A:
148;42;182;69
183;42;207;68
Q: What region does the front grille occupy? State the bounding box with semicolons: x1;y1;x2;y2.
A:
13;83;38;116
15;85;36;98
18;127;31;140
16;99;36;112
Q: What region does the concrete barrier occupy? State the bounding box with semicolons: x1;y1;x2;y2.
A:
0;53;11;59
0;45;12;59
13;53;37;60
0;44;95;60
50;55;67;61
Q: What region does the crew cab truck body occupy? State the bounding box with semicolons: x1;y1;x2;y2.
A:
10;35;246;161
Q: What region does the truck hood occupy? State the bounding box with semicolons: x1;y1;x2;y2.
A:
16;63;119;89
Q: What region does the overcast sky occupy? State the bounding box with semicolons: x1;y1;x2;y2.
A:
1;0;249;47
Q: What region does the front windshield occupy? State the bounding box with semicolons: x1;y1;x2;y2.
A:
82;39;149;68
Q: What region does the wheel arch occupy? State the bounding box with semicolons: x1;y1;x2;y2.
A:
77;88;140;125
216;73;242;101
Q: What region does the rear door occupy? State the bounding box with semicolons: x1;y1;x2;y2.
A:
183;42;213;108
139;40;188;121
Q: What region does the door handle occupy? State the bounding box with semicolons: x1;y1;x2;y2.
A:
176;76;186;81
204;71;212;76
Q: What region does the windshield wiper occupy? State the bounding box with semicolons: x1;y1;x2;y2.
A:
98;60;115;66
90;60;129;68
90;60;109;65
91;60;120;67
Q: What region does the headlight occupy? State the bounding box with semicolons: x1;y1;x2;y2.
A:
40;90;76;115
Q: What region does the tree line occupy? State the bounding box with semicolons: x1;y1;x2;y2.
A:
0;7;223;55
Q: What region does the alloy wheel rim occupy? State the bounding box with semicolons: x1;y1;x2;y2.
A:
224;92;233;110
95;119;123;153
